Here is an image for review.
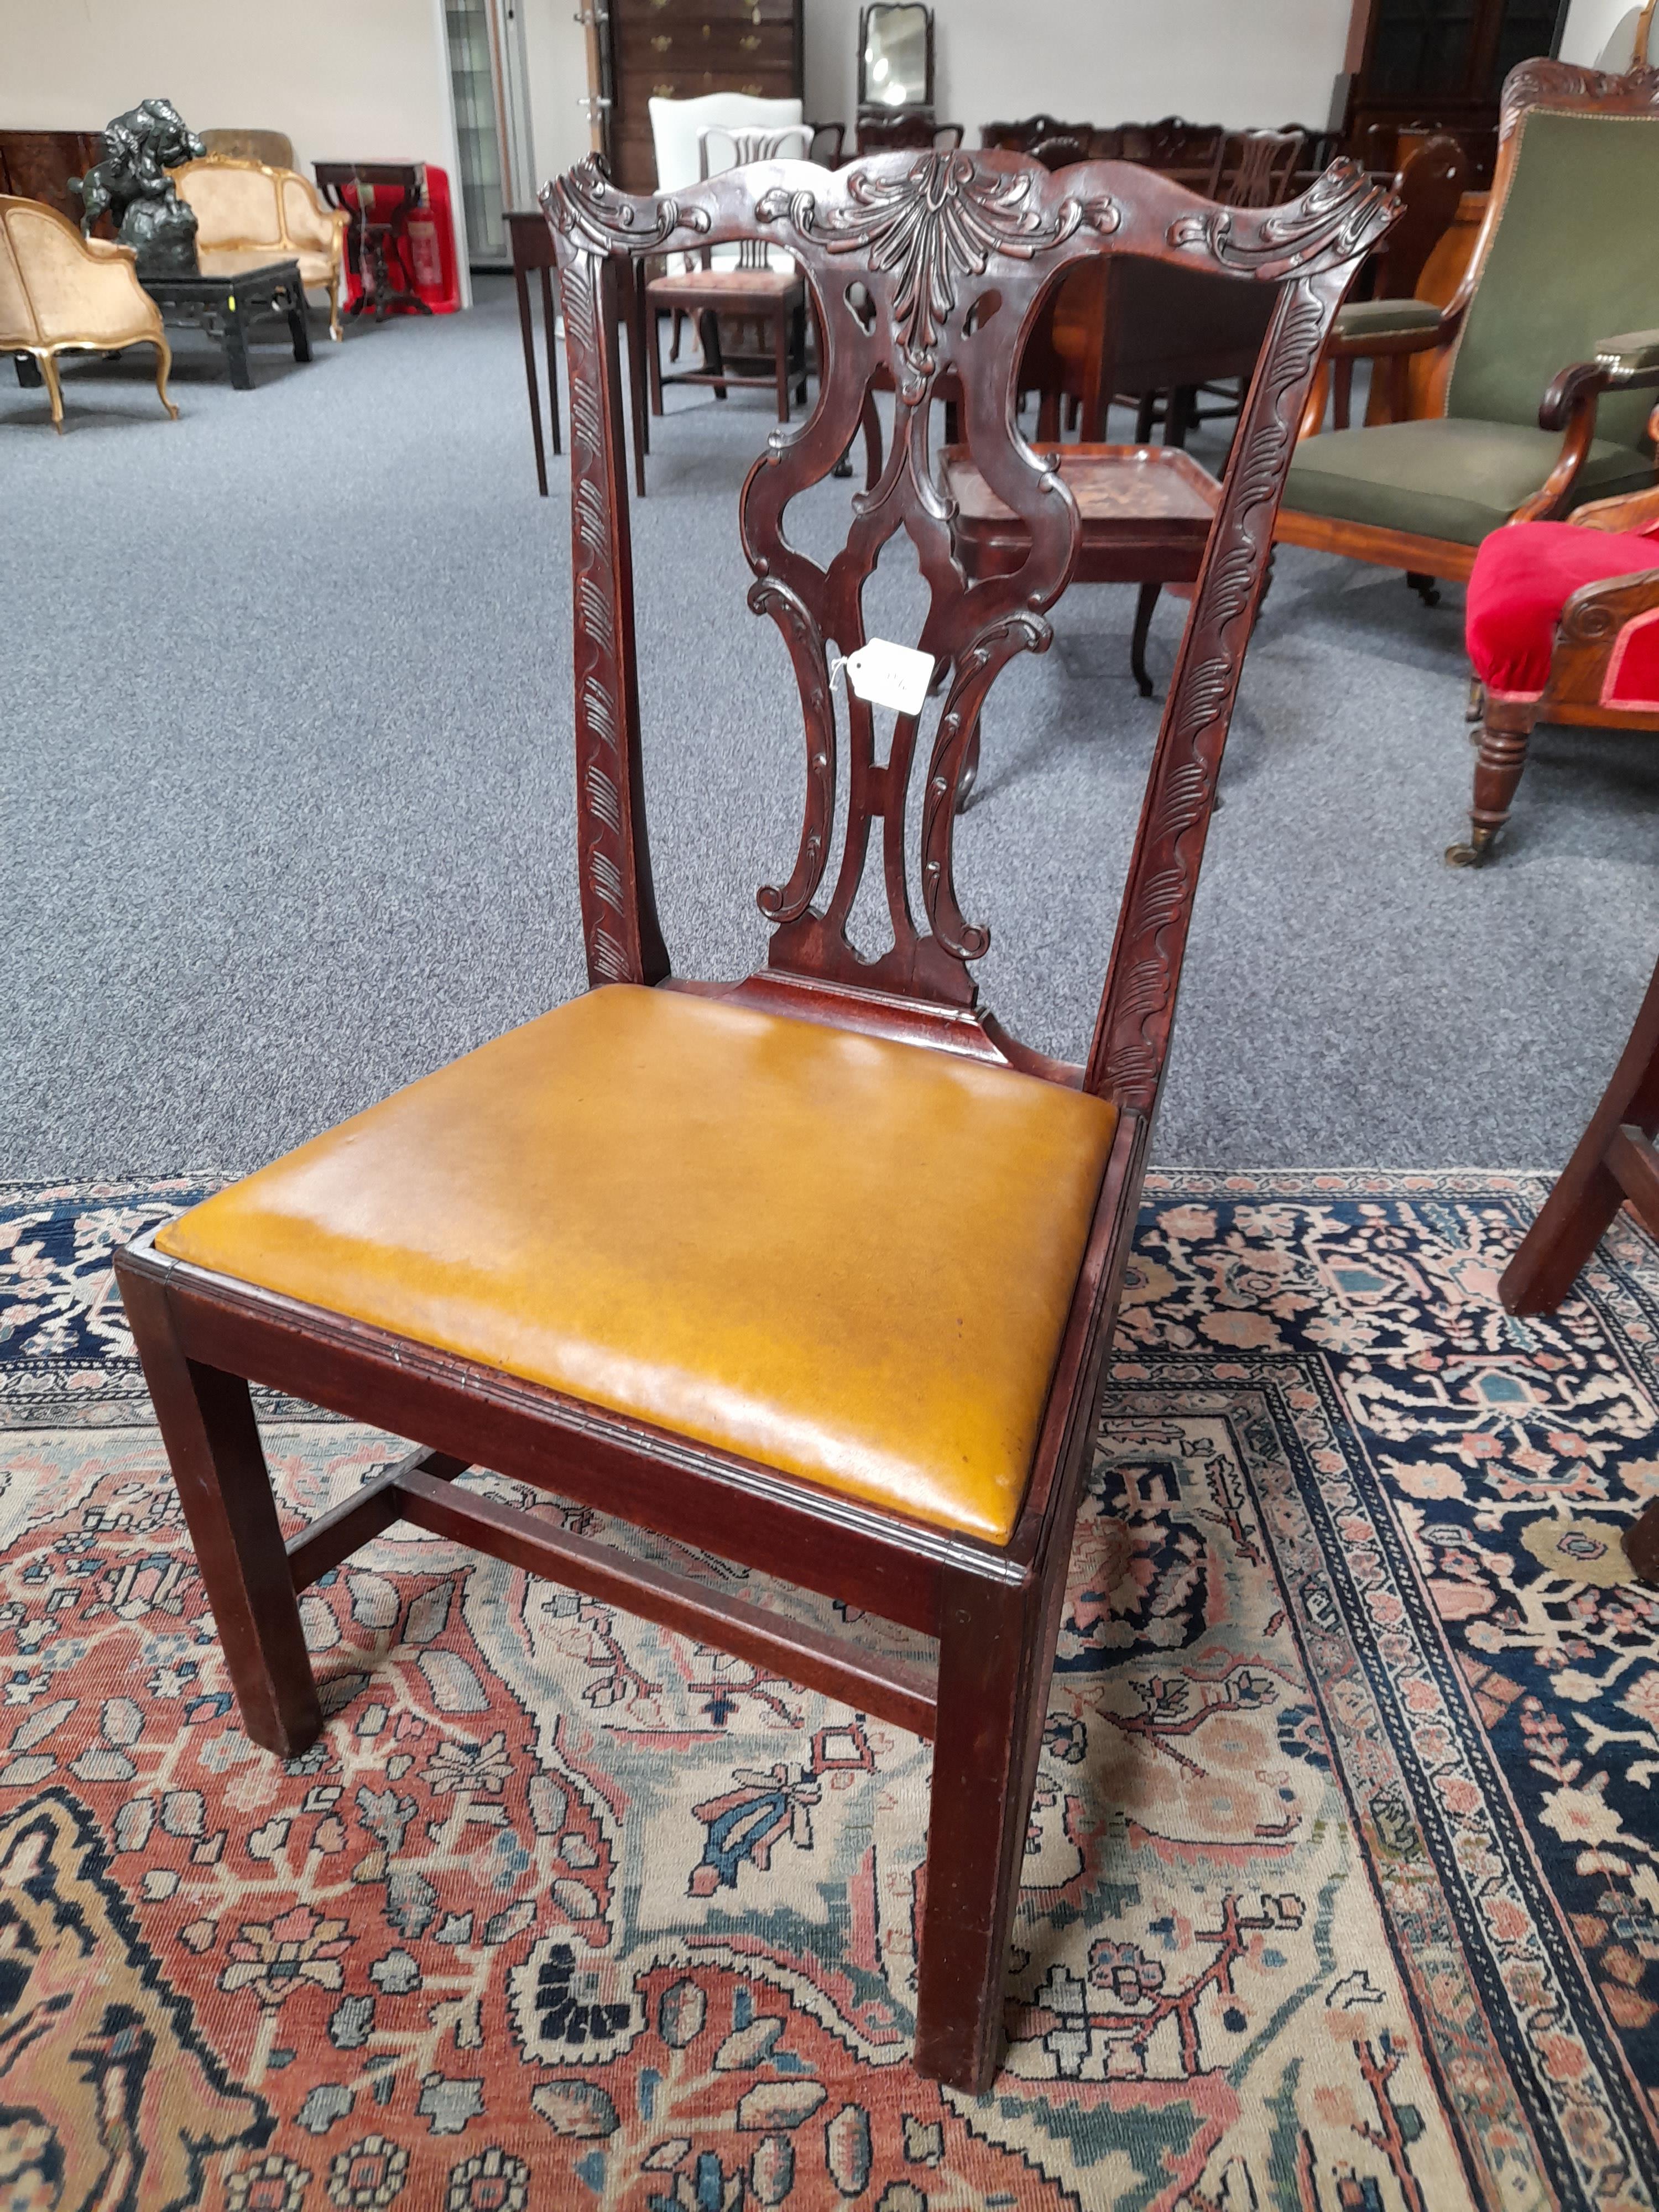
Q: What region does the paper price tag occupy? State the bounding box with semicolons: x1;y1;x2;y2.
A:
831;639;936;718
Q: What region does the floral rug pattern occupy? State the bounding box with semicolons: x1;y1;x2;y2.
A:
0;1172;1656;2210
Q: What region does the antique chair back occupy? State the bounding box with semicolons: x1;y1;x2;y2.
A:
695;123;812;272
979;114;1094;158
199;127;295;169
1213;126;1306;206
547;146;1391;1094
1434;65;1659;459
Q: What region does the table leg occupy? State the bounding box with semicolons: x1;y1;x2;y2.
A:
284;283;314;366
540;267;561;457
14;352;42;389
223;298;254;390
624;264;648;500
515;262;549;498
1131;582;1160;699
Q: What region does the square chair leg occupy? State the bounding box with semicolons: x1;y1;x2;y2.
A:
118;1263;321;1757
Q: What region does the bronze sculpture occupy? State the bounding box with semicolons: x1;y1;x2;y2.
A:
71;99;206;276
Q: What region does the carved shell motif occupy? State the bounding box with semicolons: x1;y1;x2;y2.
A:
758;152;1106;369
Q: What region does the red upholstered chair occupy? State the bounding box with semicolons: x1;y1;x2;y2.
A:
1452;456;1659;863
112;148;1388;2090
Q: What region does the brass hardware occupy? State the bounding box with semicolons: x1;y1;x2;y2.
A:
740;33;759;48
652;33;671;48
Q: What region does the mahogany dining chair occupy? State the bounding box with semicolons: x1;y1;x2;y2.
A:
115;145;1391;2091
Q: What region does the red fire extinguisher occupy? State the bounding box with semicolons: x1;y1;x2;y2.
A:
405;165;461;314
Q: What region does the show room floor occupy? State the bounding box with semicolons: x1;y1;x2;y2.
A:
6;274;1659;1175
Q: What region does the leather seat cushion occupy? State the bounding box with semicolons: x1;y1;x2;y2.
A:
1466;519;1659;696
155;986;1119;1546
1283;418;1652;547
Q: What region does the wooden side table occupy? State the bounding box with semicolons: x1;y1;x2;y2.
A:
942;442;1220;698
140;258;311;389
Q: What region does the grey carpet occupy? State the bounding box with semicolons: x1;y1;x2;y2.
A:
5;275;1659;1177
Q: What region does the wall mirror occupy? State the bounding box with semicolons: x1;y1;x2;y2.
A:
859;3;935;112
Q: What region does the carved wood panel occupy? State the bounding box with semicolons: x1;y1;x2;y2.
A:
546;149;1393;1113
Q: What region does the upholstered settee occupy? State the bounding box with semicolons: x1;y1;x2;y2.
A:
174;156;348;340
0;194;176;430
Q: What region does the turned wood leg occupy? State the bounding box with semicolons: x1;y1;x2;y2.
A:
116;1261;321;1757
914;1571;1046;2090
774;306;789;422
1447;696;1535;868
1131;581;1160;698
515;264;548;497
1036;390;1060;442
1333;354;1353;431
1134;390;1156;445
1501;950;1659;1312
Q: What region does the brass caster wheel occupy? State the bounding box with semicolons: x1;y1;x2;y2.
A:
1445;832;1495;868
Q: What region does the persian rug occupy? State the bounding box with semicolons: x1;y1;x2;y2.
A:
1;1171;1656;2212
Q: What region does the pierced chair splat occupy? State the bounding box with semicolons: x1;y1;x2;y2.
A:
114;146;1391;2093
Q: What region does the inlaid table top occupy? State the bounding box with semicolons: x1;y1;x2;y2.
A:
941;442;1221;585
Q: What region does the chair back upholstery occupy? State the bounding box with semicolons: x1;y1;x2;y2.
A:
1443;62;1659;451
545;149;1392;1109
200;128;295;169
174;155;343;259
0;195;159;349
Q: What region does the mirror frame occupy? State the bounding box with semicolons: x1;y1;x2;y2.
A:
857;2;936;114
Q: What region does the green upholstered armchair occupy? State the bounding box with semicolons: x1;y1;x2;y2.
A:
1276;60;1659;592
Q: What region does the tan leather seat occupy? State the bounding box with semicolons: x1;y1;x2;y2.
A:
156;986;1118;1545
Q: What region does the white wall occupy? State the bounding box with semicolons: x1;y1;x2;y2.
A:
0;0;471;301
1557;0;1648;61
520;0;594;191
510;0;1356;199
803;0;1354;143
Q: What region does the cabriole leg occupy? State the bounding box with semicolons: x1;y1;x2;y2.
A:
117;1263;321;1757
914;1570;1045;2091
39;352;64;431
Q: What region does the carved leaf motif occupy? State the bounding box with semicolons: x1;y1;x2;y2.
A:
550;154;711;254
1167;160;1393;276
759;152;1085;364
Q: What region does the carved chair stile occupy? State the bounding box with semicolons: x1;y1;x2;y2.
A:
112;148;1390;2091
